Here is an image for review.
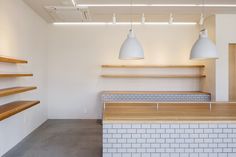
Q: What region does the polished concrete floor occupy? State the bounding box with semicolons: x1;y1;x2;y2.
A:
3;120;102;157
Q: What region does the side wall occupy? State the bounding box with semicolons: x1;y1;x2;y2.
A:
215;14;236;101
0;0;48;155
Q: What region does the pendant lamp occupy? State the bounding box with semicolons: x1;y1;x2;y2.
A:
190;0;218;60
119;29;144;60
119;0;144;60
190;29;218;60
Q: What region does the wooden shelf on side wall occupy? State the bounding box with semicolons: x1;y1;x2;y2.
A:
0;56;27;64
101;74;206;78
0;87;37;97
101;65;205;68
0;101;40;121
0;74;33;78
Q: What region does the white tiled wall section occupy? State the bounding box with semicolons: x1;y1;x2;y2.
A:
103;122;236;157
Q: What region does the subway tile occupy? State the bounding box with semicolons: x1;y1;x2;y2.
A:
127;139;136;143
103;153;112;157
171;124;180;129
122;153;132;157
132;143;141;148
118;129;127;134
161;124;170;129
113;124;122;129
146;138;155;143
136;148;146;153
146;148;155;153
132;124;141;129
146;129;155;134
132;134;141;139
113;153;122;157
137;138;146;143
113;134;122;138
117;148;126;153
118;139;126;143
137;129;146;134
151;124;161;129
132;153;141;157
141;124;151;129
151;153;161;157
155;148;165;153
199;124;209;128
104;124;113;129
122;124;132;129
198;153;208;157
127;148;136;153
127;129;136;134
141;153;151;157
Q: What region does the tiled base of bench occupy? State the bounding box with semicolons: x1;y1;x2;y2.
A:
103;122;236;157
101;93;211;103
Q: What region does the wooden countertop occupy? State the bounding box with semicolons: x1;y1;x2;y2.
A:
103;103;236;121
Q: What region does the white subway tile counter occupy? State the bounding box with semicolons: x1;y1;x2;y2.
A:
103;103;236;157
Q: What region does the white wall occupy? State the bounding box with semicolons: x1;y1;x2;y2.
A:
0;0;48;155
47;25;203;119
215;14;236;101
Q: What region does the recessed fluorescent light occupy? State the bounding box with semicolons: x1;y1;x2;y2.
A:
53;22;197;26
71;0;76;7
76;4;236;7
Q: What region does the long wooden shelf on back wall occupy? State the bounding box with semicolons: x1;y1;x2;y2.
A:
101;74;206;78
102;65;205;68
0;56;27;64
0;74;33;77
0;101;40;121
0;87;37;97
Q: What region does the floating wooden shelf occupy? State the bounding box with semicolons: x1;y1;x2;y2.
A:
0;74;33;78
102;65;205;68
0;56;27;64
101;74;206;78
0;101;40;121
0;87;37;97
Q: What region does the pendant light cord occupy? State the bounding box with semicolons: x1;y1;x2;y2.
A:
130;0;133;31
202;0;206;30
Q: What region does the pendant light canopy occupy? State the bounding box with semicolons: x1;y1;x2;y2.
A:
190;29;218;60
119;29;144;60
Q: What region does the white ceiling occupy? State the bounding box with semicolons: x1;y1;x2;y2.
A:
23;0;236;23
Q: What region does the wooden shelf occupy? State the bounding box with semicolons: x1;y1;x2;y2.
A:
101;74;206;78
0;74;33;78
0;56;27;64
102;65;205;68
0;101;40;121
0;87;37;97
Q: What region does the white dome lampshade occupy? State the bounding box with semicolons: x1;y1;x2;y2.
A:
119;29;144;60
190;29;218;60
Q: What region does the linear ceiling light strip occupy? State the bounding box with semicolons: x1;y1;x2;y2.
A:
53;22;197;25
75;4;236;7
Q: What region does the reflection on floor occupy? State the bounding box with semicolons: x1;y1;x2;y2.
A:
3;120;102;157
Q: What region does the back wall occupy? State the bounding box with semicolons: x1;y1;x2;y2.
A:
47;25;203;119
